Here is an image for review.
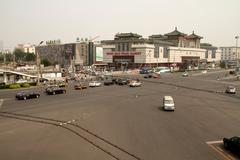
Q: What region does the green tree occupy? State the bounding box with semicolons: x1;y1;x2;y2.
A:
25;53;36;61
41;58;51;66
14;48;26;63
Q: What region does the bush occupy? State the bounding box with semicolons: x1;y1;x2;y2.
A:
9;84;21;89
29;82;37;86
0;84;10;89
21;83;30;88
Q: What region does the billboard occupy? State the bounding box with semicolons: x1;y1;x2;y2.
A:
96;47;103;61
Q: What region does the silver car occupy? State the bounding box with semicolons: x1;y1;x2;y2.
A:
225;86;236;94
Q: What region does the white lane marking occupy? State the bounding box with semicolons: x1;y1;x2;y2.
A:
206;140;236;160
206;140;223;144
0;99;3;110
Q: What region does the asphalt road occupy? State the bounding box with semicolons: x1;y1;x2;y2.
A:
0;73;240;160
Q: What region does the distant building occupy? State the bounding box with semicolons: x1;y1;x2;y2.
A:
35;41;98;70
17;43;36;54
220;47;240;61
200;43;222;64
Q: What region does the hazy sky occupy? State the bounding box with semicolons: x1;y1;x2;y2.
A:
0;0;240;50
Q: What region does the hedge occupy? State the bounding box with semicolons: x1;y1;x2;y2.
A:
9;84;21;89
20;83;30;88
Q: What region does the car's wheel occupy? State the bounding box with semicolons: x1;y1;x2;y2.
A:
53;92;56;95
223;142;228;149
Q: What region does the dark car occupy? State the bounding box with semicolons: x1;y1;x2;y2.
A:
74;83;87;90
229;70;236;75
45;85;58;93
104;79;114;85
223;136;240;156
46;87;66;95
139;68;151;74
117;78;128;85
112;77;117;84
16;90;40;100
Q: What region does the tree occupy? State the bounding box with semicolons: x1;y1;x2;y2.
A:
41;58;51;66
14;48;26;63
25;53;36;61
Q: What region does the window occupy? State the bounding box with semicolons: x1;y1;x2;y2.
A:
126;43;129;51
154;46;159;58
163;47;168;58
212;50;216;58
205;50;208;58
117;44;121;51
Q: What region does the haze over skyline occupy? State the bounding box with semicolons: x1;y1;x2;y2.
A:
0;0;239;50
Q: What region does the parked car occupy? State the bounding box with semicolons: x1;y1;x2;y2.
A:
182;72;189;77
225;86;236;94
16;79;28;84
202;70;207;74
58;82;67;87
74;83;87;90
104;79;114;85
16;90;40;100
117;78;128;85
139;68;151;74
144;73;152;78
45;84;58;92
46;87;66;95
223;136;240;156
129;80;141;87
112;77;117;84
89;81;101;87
163;96;175;111
39;78;49;83
155;67;171;74
229;70;236;75
152;73;160;78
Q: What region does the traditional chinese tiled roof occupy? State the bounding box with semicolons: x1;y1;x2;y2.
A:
149;34;168;40
114;33;142;40
187;31;203;39
164;27;187;37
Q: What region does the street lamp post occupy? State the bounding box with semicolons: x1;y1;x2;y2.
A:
235;36;239;67
36;41;44;86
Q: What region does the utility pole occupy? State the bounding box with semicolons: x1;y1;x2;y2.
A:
36;41;44;86
235;36;239;67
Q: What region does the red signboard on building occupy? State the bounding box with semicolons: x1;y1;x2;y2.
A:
106;52;141;56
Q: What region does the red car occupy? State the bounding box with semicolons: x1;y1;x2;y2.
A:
74;83;87;90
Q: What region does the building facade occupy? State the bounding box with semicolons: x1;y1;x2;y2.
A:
36;41;101;70
220;47;240;61
101;29;221;70
17;44;36;54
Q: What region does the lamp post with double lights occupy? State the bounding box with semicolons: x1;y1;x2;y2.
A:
36;41;44;86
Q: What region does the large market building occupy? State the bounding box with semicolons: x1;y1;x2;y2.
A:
101;28;221;70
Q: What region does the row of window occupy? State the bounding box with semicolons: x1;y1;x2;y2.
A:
205;50;216;58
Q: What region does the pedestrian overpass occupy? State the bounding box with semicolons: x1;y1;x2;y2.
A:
0;68;37;83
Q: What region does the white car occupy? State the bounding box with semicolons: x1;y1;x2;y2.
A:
163;96;175;111
202;70;207;74
89;81;101;87
129;81;141;87
182;72;189;77
16;79;28;84
155;67;171;74
225;86;236;94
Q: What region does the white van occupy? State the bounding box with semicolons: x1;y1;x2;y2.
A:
163;96;175;111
